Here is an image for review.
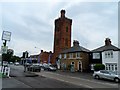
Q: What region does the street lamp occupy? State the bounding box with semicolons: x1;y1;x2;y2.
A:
24;51;28;72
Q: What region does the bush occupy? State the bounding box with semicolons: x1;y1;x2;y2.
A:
94;64;105;71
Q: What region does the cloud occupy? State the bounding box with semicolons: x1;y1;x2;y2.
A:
0;2;118;56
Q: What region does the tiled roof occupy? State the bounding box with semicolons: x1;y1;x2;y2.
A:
92;45;120;52
61;46;90;54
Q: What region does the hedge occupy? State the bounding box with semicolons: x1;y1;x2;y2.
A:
94;64;105;71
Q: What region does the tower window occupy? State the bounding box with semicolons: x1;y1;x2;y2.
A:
66;26;68;32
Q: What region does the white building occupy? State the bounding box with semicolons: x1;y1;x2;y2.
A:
92;38;120;71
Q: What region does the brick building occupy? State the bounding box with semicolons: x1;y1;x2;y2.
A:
52;10;72;64
40;50;53;64
59;40;90;72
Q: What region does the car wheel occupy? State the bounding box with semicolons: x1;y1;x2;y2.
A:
95;75;100;79
114;78;119;83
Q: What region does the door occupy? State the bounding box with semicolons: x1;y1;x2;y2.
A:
78;61;82;72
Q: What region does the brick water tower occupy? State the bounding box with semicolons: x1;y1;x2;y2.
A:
52;10;72;63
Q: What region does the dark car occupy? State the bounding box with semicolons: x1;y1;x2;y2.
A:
27;63;41;72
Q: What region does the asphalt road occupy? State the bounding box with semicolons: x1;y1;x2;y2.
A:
2;65;120;90
2;65;83;89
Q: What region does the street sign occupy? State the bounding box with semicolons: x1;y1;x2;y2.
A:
1;46;8;54
2;31;11;41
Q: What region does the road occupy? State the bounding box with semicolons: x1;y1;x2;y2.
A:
2;65;120;89
35;71;120;89
2;65;82;89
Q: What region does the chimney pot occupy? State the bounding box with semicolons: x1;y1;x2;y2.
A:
105;38;111;46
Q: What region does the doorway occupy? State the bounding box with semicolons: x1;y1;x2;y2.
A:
78;61;82;72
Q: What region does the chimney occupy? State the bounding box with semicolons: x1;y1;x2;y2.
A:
105;38;111;46
73;40;79;47
41;50;43;53
60;10;65;18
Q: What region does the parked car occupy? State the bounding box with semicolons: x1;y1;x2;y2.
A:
3;61;8;67
43;64;57;71
9;62;13;65
93;70;120;83
27;63;41;72
14;62;20;65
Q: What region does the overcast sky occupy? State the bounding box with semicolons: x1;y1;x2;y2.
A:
0;0;118;57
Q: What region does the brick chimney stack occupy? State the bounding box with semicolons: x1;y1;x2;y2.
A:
105;38;111;46
73;40;79;47
61;10;65;18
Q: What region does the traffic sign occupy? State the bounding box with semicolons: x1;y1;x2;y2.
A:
1;46;8;54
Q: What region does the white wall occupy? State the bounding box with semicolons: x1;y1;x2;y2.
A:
102;51;118;64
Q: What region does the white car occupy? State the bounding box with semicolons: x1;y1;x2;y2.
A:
93;70;120;83
14;62;20;65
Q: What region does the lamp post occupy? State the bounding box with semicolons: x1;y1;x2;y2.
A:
24;51;28;72
1;31;11;66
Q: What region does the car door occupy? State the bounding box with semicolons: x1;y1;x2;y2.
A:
99;71;107;79
102;71;114;80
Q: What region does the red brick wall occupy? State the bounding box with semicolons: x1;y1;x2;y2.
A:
40;52;53;64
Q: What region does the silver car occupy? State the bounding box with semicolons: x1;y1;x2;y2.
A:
93;70;120;83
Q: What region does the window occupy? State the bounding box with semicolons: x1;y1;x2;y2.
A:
69;53;73;58
71;62;74;65
104;51;113;58
111;51;113;58
111;65;114;70
64;54;66;59
66;26;68;32
106;65;108;70
93;53;100;59
76;52;80;58
105;52;107;58
105;63;117;71
115;65;117;71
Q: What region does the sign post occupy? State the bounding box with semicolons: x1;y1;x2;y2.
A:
1;31;11;66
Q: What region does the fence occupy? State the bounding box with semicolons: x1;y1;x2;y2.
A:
0;66;10;77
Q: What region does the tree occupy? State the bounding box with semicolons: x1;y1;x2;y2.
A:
2;49;14;62
10;55;21;63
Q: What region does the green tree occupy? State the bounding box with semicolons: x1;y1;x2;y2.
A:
10;55;21;63
2;49;14;62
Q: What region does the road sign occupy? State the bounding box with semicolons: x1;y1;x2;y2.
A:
2;31;11;41
1;46;8;54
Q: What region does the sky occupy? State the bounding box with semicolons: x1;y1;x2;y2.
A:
0;0;118;57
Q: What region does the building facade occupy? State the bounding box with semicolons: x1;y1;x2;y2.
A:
91;38;120;71
40;50;53;64
59;40;90;72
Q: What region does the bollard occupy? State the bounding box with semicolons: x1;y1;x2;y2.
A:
7;67;10;77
